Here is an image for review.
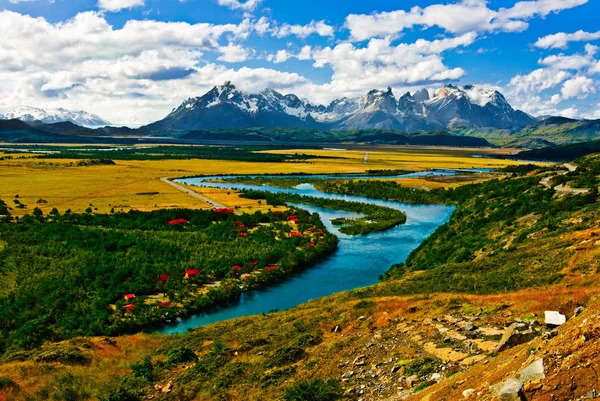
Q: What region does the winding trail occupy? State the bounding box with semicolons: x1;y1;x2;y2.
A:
539;163;590;195
160;177;226;208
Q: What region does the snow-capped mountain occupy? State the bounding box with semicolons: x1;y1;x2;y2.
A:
2;106;111;127
145;82;536;132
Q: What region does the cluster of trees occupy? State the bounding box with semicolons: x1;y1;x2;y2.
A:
0;207;337;354
241;190;407;235
15;145;332;163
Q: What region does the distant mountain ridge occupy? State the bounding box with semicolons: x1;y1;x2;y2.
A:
1;106;111;127
144;82;537;132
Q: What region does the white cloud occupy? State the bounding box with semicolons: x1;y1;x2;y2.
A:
273;20;335;38
557;107;579;118
561;76;596;99
300;34;475;99
345;0;587;41
534;30;600;49
0;10;273;124
216;0;262;11
538;44;598;70
266;50;291;63
217;43;252;63
98;0;145;12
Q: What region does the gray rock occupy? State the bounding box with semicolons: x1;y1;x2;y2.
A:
430;372;442;381
542;329;559;340
464;321;476;331
341;371;354;379
574;306;586;317
491;378;523;401
405;375;419;388
544;311;566;326
495;323;537;352
519;359;545;383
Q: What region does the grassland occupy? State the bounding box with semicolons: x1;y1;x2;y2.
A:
0;146;525;217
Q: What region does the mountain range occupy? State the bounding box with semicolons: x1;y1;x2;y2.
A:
2;83;600;149
0;106;111;127
144;82;537;132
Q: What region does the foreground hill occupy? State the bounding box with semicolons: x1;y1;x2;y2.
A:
454;116;600;148
0;155;599;400
518;138;600;161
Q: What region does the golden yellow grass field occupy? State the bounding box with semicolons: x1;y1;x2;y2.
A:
0;147;529;216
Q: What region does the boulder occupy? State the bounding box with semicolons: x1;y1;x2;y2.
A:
574;306;585;317
544;311;566;326
341;371;354;379
462;389;476;399
495;323;537;352
519;359;545;383
464;321;476;331
491;378;523;401
405;375;419;388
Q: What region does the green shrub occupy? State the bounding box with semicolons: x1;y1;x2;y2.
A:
0;376;17;389
130;356;154;382
267;346;306;368
284;378;342;401
166;347;198;365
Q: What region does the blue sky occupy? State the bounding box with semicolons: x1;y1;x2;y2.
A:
0;0;598;125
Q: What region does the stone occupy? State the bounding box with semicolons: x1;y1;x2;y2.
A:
495;323;537;352
332;325;342;333
542;329;559;340
574;306;585;317
544;311;566;326
519;359;545;383
464;321;476;331
462;389;476;399
342;371;354;379
405;375;419;388
353;355;366;365
491;378;523;401
430;372;442;381
161;381;173;394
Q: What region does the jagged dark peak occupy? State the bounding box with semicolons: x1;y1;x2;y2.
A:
413;88;430;102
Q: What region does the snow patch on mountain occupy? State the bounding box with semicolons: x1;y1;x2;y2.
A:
3;106;111;127
148;82;536;132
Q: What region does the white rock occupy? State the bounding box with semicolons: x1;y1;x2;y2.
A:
519;359;545;383
544;311;566;326
462;389;476;398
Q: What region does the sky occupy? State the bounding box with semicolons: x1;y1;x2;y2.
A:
0;0;599;126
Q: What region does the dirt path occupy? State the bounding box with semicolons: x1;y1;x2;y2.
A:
539;163;590;195
160;177;226;208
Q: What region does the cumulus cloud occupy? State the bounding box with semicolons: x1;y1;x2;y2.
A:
0;10;294;124
253;17;335;39
345;0;587;41
276;33;476;99
266;50;292;63
534;30;600;49
98;0;145;12
538;44;598;71
273;20;335;38
216;0;262;11
561;76;596;99
217;43;252;63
